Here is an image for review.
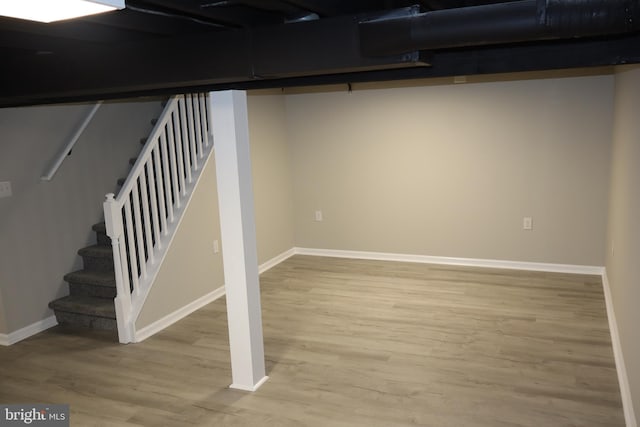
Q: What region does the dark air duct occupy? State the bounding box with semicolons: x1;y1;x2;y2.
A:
360;0;640;56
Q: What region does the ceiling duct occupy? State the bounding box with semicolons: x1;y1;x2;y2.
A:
360;0;640;56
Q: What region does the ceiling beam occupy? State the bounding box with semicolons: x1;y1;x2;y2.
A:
0;15;427;107
85;9;212;36
235;33;640;89
2;33;638;108
0;16;151;45
131;0;281;27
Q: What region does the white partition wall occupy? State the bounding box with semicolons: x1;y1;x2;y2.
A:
210;90;268;391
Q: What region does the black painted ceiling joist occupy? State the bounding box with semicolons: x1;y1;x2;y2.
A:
1;0;640;108
0;14;428;107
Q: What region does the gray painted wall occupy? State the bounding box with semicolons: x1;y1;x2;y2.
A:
249;91;295;262
0;99;162;333
607;65;640;421
136;152;223;329
0;289;6;334
285;74;613;266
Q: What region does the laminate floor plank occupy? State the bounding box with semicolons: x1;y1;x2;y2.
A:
0;255;624;426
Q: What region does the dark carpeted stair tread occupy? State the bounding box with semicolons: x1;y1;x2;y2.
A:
78;244;113;258
92;221;111;246
49;296;116;319
64;270;115;287
78;245;114;272
92;222;106;234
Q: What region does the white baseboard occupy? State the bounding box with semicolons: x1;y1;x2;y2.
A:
230;375;269;392
294;247;604;275
293;248;634;425
0;316;58;346
134;286;226;343
132;248;296;343
259;248;296;274
602;271;637;427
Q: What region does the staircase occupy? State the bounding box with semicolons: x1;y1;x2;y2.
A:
48;222;118;331
48;93;213;341
48;125;155;332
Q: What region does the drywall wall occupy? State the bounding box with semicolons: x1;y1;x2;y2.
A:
248;91;295;263
136;153;223;329
0;99;162;333
0;290;6;334
286;74;613;266
607;65;640;422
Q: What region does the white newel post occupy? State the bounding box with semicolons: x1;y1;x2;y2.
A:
104;193;134;344
210;90;268;391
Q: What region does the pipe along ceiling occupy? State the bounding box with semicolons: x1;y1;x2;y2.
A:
359;0;640;56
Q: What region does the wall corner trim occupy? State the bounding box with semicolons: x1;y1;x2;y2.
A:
602;270;638;427
134;286;226;343
0;316;58;346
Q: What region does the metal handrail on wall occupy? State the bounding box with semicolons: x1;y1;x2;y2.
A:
41;102;103;182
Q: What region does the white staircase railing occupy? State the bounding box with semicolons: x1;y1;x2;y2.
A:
103;93;214;343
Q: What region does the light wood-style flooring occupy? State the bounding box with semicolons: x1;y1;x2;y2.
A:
0;255;624;426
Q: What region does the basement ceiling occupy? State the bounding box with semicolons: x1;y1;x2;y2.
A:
0;0;639;107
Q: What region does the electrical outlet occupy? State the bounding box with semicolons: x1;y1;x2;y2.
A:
315;210;323;222
213;240;220;254
0;181;12;198
523;217;533;230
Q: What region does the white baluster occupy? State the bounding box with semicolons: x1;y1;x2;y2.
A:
131;181;147;280
153;144;168;236
167;117;181;209
200;93;211;148
146;160;161;251
194;94;204;158
180;96;193;184
173;110;187;197
139;163;155;265
123;199;140;295
160;130;174;223
186;94;198;171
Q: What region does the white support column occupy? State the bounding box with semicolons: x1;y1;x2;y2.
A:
210;90;268;392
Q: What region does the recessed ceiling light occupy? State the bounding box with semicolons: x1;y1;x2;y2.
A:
0;0;125;23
